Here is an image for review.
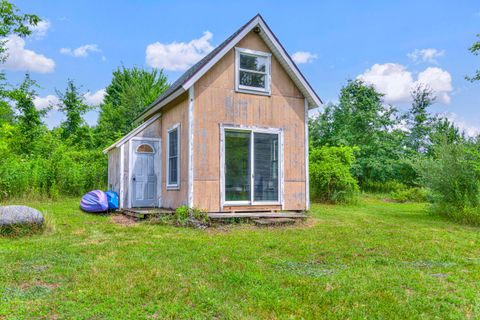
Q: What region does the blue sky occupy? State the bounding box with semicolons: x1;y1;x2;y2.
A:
4;1;480;135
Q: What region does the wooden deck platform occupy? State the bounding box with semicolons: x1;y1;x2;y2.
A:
207;212;307;219
119;207;307;222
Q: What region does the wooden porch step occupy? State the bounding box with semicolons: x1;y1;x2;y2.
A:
253;218;296;227
120;208;174;220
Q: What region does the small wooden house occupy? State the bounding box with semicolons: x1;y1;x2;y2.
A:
104;14;322;212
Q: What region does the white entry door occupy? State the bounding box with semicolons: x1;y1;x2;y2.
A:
131;140;160;207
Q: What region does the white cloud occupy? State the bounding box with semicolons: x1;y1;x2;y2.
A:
60;44;101;58
407;48;445;64
357;63;453;104
442;112;480;137
33;94;60;110
30;20;51;39
291;51;318;64
145;31;214;71
357;63;414;103
83;89;106;106
417;67;452;104
1;35;55;73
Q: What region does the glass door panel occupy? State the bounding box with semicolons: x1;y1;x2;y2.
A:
225;131;251;202
253;133;279;202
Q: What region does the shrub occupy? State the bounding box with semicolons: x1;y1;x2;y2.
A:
174;205;209;228
0;148;106;200
361;179;407;194
389;187;429;203
309;146;359;204
414;140;480;224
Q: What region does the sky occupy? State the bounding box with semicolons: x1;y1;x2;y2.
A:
3;1;480;136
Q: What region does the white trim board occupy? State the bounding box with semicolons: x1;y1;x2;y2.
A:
304;98;310;211
120;144;124;209
188;86;194;207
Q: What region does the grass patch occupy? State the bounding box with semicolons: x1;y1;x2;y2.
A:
1;197;480;318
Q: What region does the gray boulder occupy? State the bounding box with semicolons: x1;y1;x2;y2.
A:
0;205;44;226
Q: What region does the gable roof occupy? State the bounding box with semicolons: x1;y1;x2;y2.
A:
103;113;161;153
135;14;322;122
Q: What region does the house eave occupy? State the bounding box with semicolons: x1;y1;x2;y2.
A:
102;112;162;154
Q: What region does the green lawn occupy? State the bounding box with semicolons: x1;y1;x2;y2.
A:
1;197;480;319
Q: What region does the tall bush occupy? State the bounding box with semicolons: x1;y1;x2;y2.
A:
309;146;359;203
415;139;480;224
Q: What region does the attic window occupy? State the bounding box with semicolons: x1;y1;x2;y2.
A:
235;48;271;95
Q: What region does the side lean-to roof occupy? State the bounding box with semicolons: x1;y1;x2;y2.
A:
104;14;322;153
135;13;322;122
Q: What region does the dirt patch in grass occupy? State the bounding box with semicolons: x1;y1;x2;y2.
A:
19;281;60;291
111;215;136;226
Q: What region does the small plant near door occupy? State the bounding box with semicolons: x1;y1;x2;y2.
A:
174;205;209;228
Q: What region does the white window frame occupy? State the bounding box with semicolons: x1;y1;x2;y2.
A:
166;123;180;190
220;124;284;209
235;47;271;95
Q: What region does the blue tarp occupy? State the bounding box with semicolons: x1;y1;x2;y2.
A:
106;190;119;210
80;190;109;213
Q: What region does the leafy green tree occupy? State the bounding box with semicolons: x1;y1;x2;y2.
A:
7;74;47;153
428;117;465;151
405;84;435;154
96;66;169;145
0;1;40;124
56;80;91;142
310;79;404;183
467;34;480;82
0;0;40;62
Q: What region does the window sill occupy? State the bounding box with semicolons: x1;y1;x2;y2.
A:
235;88;271;97
166;185;180;191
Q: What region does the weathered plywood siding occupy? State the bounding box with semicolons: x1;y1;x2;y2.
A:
107;147;120;194
160;93;189;209
193;31;307;212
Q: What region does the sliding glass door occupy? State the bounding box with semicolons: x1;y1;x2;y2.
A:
225;131;251;202
224;128;280;205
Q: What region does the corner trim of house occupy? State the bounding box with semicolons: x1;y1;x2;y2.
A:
127;140;132;209
188;86;194;208
120;144;124;209
304;98;310;211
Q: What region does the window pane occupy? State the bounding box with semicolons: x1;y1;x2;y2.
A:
239;71;266;88
240;53;267;72
254;133;279;202
169;129;178;156
168;128;178;185
169;156;177;185
225;131;250;201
